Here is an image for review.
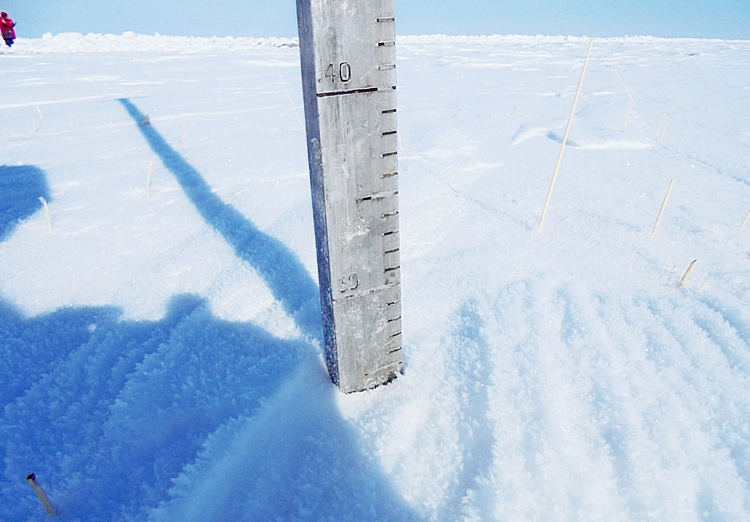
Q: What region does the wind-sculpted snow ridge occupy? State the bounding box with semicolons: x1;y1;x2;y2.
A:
7;32;299;53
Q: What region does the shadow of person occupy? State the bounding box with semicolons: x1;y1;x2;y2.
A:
118;98;322;344
0;133;422;520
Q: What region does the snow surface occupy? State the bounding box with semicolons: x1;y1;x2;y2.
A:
1;33;750;521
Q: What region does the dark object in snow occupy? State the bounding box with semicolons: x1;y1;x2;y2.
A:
26;473;59;516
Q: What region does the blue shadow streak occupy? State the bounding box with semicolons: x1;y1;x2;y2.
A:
0;165;50;242
118;98;322;342
0;160;422;521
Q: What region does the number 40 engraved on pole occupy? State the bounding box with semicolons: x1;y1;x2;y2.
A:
326;62;352;83
296;0;402;393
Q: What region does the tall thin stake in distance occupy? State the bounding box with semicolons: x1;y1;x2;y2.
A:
179;120;186;147
614;70;636;106
739;208;750;233
39;197;53;234
657;104;670;140
146;160;154;202
278;71;305;132
622;101;633;133
651;178;675;238
538;38;594;234
659;116;671;141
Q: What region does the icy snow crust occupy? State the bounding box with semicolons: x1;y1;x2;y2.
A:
1;33;750;520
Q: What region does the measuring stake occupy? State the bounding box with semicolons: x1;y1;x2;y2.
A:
622;101;632;133
651;178;675;238
179;120;186;147
657;105;670;139
659;116;670;141
679;259;698;287
146;160;154;202
39;197;53;234
614;70;636;106
538;38;594;234
739;208;750;232
279;71;305;131
297;0;402;392
26;473;58;516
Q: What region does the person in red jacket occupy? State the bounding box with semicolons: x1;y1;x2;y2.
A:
1;12;15;47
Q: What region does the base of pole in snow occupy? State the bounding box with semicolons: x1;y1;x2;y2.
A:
26;473;58;516
297;0;403;393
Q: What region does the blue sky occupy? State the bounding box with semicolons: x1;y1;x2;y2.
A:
3;0;749;40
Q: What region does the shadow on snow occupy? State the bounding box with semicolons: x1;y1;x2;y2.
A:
0;102;422;522
118;98;322;343
0;165;50;242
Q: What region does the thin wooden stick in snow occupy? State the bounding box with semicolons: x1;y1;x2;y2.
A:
679;259;697;287
39;197;53;234
659;116;670;141
279;71;305;131
739;208;750;232
538;38;594;234
657;104;670;138
146;161;154;202
622;101;632;133
614;70;636;106
651;178;675;238
179;120;186;147
26;473;58;515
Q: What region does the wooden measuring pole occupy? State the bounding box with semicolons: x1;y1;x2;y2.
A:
297;0;402;392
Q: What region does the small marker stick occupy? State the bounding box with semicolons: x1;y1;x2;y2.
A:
26;473;59;516
179;120;186;147
36;104;44;121
657;105;670;139
622;101;632;133
279;71;305;131
146;160;154;202
614;69;636;106
651;178;675;238
39;197;53;234
739;208;750;233
679;259;697;287
538;38;594;234
659;116;670;141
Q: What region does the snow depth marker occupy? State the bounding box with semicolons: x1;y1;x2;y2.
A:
26;473;58;516
538;38;594;234
297;0;402;393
